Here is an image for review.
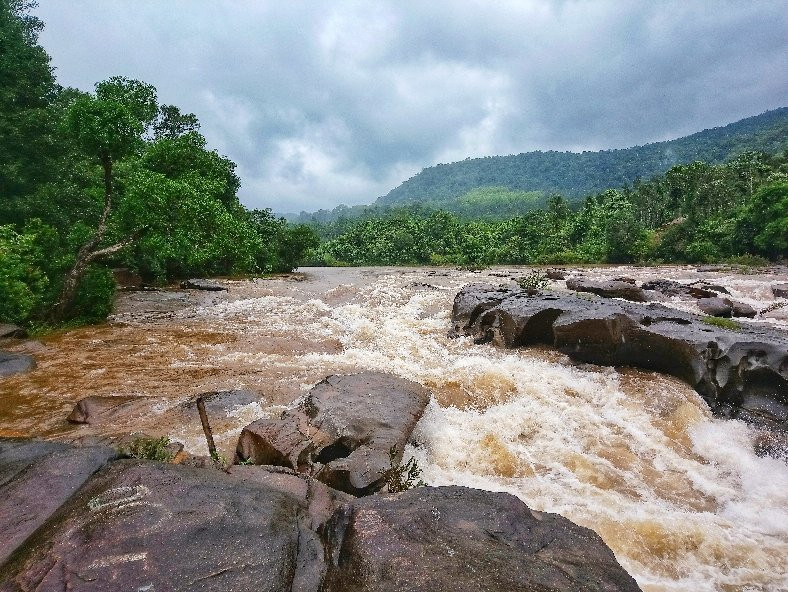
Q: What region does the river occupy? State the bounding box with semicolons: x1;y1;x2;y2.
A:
1;265;787;592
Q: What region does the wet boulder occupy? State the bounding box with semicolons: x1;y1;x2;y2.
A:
0;324;26;339
545;268;567;280
180;278;227;291
697;297;733;317
730;300;756;318
0;351;35;377
0;439;117;565
236;372;431;496
325;486;642;592
66;395;155;425
565;277;647;302
772;283;788;298
451;284;788;431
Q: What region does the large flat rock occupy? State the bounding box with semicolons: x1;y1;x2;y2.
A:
451;284;788;430
237;372;431;496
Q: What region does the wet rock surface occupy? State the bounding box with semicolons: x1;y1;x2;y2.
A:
180;278;227;291
0;324;26;339
451;284;788;431
326;486;642;592
566;277;647;302
0;439;118;565
772;283;788;298
641;279;717;299
236;372;431;496
0;439;641;592
66;395;154;425
0;351;35;377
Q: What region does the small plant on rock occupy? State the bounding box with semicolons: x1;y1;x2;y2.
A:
516;270;549;294
702;316;741;331
122;436;174;462
381;446;427;492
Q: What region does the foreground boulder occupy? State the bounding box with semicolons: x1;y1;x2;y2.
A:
0;439;117;565
0;351;35;377
237;373;431;496
325;486;642;592
0;442;642;592
451;284;788;430
566;277;647;302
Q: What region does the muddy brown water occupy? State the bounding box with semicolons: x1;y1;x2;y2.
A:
1;265;787;592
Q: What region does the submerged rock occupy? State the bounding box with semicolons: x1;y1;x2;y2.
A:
67;395;152;425
180;278;227;291
772;283;788;298
236;372;431;496
451;284;788;431
0;351;35;377
0;440;642;592
566;277;647;302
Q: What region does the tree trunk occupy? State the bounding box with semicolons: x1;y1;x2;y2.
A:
52;154;139;323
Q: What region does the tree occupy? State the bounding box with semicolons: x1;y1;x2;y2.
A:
52;79;154;321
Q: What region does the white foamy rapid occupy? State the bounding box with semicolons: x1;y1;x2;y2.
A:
182;267;788;592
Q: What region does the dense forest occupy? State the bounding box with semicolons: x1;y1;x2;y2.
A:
308;151;788;266
289;107;788;223
0;1;317;327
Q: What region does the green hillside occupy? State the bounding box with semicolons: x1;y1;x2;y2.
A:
377;107;788;207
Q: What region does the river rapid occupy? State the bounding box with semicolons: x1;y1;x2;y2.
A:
2;265;787;592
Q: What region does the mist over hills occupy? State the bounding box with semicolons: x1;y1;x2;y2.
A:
287;107;788;222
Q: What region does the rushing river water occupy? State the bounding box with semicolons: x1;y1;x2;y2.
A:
2;265;787;592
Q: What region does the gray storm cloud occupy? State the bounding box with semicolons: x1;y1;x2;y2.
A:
35;0;787;212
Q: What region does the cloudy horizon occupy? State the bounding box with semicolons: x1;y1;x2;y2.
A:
35;1;787;213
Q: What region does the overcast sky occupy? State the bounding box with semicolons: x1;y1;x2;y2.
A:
36;1;787;213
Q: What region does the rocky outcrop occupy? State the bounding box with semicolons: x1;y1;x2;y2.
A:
773;283;788;298
236;373;431;496
451;284;788;430
0;324;26;339
325;486;642;592
566;277;647;302
0;439;642;592
0;351;35;377
180;278;227;291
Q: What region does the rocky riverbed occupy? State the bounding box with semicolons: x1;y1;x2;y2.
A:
1;265;787;591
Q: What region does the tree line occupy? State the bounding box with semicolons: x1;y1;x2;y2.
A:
0;1;317;327
308;151;787;266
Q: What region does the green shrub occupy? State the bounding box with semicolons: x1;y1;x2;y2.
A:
122;436;174;462
381;446;426;492
516;270;548;293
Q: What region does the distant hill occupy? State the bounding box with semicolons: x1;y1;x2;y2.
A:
287;107;788;222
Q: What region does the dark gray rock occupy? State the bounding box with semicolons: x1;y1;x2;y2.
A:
772;283;788;298
237;372;431;496
641;279;716;299
325;486;642;592
0;439;117;565
180;278;227;291
691;281;730;295
566;277;647;302
730;300;756;318
451;284;788;430
545;269;566;280
0;351;35;377
0;324;26;339
697;297;733;317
